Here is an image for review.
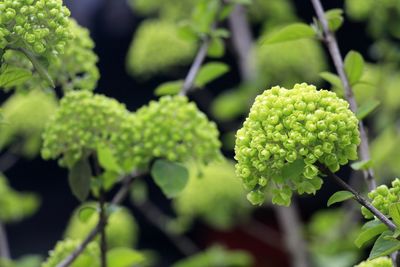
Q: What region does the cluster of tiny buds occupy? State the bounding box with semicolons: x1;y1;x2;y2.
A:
355;257;392;267
235;83;360;206
362;178;400;219
0;0;71;57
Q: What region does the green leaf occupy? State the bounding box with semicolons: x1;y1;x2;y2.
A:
351;160;373;170
107;248;145;267
319;72;343;89
194;62;229;88
327;191;354;207
389;203;400;227
344;51;364;85
130;179;148;204
78;206;97;223
97;146;121;173
325;9;344;32
68;158;92;202
219;4;234;21
154;80;183;96
262;23;316;44
355;220;387;248
19;48;55;88
0;65;32;88
213;28;230;38
282;159;305;180
369;231;400;260
151;159;189;198
356;99;380;120
177;23;198;42
207;38;225;58
99;171;119;191
231;0;252;4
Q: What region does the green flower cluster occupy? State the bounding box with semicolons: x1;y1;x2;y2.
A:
235;83;360;206
2;19;99;92
173;160;251;230
361;179;400;219
126;20;196;78
64;203;139;249
0;175;40;223
42;239;100;267
0;0;71;57
355;257;392;267
115;95;221;171
0;90;58;157
41;91;130;168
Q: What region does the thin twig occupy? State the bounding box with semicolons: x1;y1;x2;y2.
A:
310;0;376;191
99;190;107;267
0;222;10;259
318;164;396;231
133;200;199;256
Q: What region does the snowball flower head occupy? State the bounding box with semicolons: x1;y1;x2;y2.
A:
355;257;392;267
235;83;360;206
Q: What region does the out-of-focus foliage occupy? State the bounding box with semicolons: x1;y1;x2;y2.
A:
173;160;251;230
248;0;296;27
126;20;196;78
41;239;100;267
171;245;253;267
235;84;360;206
355;257;392;267
0;175;40;223
308;209;361;267
0;90;57;158
64;203;139;249
128;0;195;21
0;255;43;267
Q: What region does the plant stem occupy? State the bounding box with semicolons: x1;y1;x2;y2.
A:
310;0;376;191
99;190;107;267
133;199;199;256
0;222;10;259
318;164;396;231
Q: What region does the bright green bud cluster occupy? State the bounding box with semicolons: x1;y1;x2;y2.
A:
173;160;251;230
2;19;99;92
361;179;400;219
0;175;40;223
64;203;139;249
41;91;130;168
115;95;221;171
126;20;196;78
355;257;392;267
235;83;360;206
42;239;100;267
0;90;57;157
0;0;71;57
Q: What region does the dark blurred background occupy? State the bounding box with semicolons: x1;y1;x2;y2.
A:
4;0;370;266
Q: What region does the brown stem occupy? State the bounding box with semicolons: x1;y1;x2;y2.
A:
310;0;376;191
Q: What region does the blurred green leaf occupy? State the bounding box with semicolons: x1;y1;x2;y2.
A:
78;206;97;223
208;38;225;58
319;72;343;89
130;179;148;204
213;29;230;38
389;203;400;227
97;146;121;173
344;51;364;85
282;159;305;180
369;231;400;260
219;4;234;20
327;191;353;207
262;23;315;44
68;158;92;202
177;23;198;42
0;65;32;88
351;160;373;170
195;62;229;87
325;9;344;32
151;159;189;198
107;248;145;267
155;80;183;96
355;220;387;248
356;99;380;120
231;0;252;4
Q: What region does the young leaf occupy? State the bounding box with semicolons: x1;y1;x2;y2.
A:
369;231;400;260
107;248;145;267
68;158;92;202
389;203;400;227
78;206;97;223
219;4;234;21
344;51;364;85
151;159;189;198
356;99;380;120
319;72;343;89
351;160;373;171
0;65;32;88
207;38;225;58
194;62;229;88
325;9;344;32
355;220;388;248
154;80;183;96
97;146;121;173
19;48;55;88
262;23;316;44
282;159;305;180
327;191;354;207
177;23;198;42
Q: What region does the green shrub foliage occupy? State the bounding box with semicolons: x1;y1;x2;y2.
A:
355;257;392;267
235;83;360;206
